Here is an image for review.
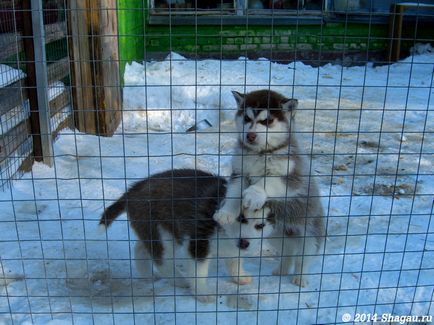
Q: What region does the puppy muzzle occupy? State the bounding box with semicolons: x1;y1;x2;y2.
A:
237;238;250;249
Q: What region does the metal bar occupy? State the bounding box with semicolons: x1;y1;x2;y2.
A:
31;0;53;166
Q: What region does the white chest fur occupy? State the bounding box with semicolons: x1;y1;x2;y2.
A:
232;151;296;201
233;152;294;180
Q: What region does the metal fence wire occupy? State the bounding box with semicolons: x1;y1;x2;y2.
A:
0;0;433;324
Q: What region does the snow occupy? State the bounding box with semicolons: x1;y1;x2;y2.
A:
0;65;26;88
1;51;433;325
48;81;66;102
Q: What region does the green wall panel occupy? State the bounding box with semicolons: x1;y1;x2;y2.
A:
116;1;433;77
118;0;145;81
141;23;389;54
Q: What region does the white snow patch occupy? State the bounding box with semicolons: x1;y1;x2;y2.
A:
0;64;26;88
48;81;66;101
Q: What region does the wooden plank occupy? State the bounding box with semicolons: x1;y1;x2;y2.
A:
1;136;33;181
388;4;405;62
49;90;69;117
51;115;72;140
0;22;66;61
47;57;69;84
67;0;121;136
0;33;23;61
45;21;67;44
0;67;68;121
91;0;121;136
0;79;28;116
394;5;405;61
67;0;96;134
388;4;399;62
0;119;30;164
17;153;34;174
0;57;68;117
0;0;22;7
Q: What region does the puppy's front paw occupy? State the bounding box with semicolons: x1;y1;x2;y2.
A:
213;209;237;225
243;186;267;210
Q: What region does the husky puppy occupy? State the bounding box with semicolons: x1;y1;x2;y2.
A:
214;89;325;287
99;169;253;303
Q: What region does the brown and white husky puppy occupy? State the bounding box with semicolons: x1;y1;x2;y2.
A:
99;169;253;303
214;89;325;287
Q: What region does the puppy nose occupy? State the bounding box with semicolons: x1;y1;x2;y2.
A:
238;238;250;249
247;132;256;143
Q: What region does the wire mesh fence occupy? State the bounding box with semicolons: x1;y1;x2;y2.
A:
0;0;71;188
0;0;433;324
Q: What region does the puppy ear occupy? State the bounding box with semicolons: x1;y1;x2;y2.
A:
281;98;298;118
231;90;245;108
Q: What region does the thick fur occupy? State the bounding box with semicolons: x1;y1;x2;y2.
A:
214;89;325;287
100;169;252;303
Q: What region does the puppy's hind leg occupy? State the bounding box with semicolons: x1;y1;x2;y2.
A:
270;236;296;277
290;237;318;288
152;241;189;289
134;241;154;280
184;258;215;304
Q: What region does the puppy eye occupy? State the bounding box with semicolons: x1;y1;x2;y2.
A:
255;223;265;230
244;116;251;123
259;118;274;126
237;214;248;224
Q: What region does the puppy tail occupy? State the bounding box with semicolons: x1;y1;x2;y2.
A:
99;195;126;229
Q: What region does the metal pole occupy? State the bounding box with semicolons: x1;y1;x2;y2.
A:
31;0;53;166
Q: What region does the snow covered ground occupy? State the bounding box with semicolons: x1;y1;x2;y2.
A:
0;50;433;325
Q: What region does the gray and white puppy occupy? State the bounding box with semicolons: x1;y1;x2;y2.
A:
214;89;325;287
100;169;253;303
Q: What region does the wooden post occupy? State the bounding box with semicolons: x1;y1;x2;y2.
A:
31;0;54;166
388;4;405;63
22;0;43;161
387;3;434;63
67;0;121;136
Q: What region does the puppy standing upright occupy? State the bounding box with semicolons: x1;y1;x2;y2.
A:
214;89;325;287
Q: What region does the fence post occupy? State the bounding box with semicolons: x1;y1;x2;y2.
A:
21;0;53;166
67;0;121;136
31;0;53;166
